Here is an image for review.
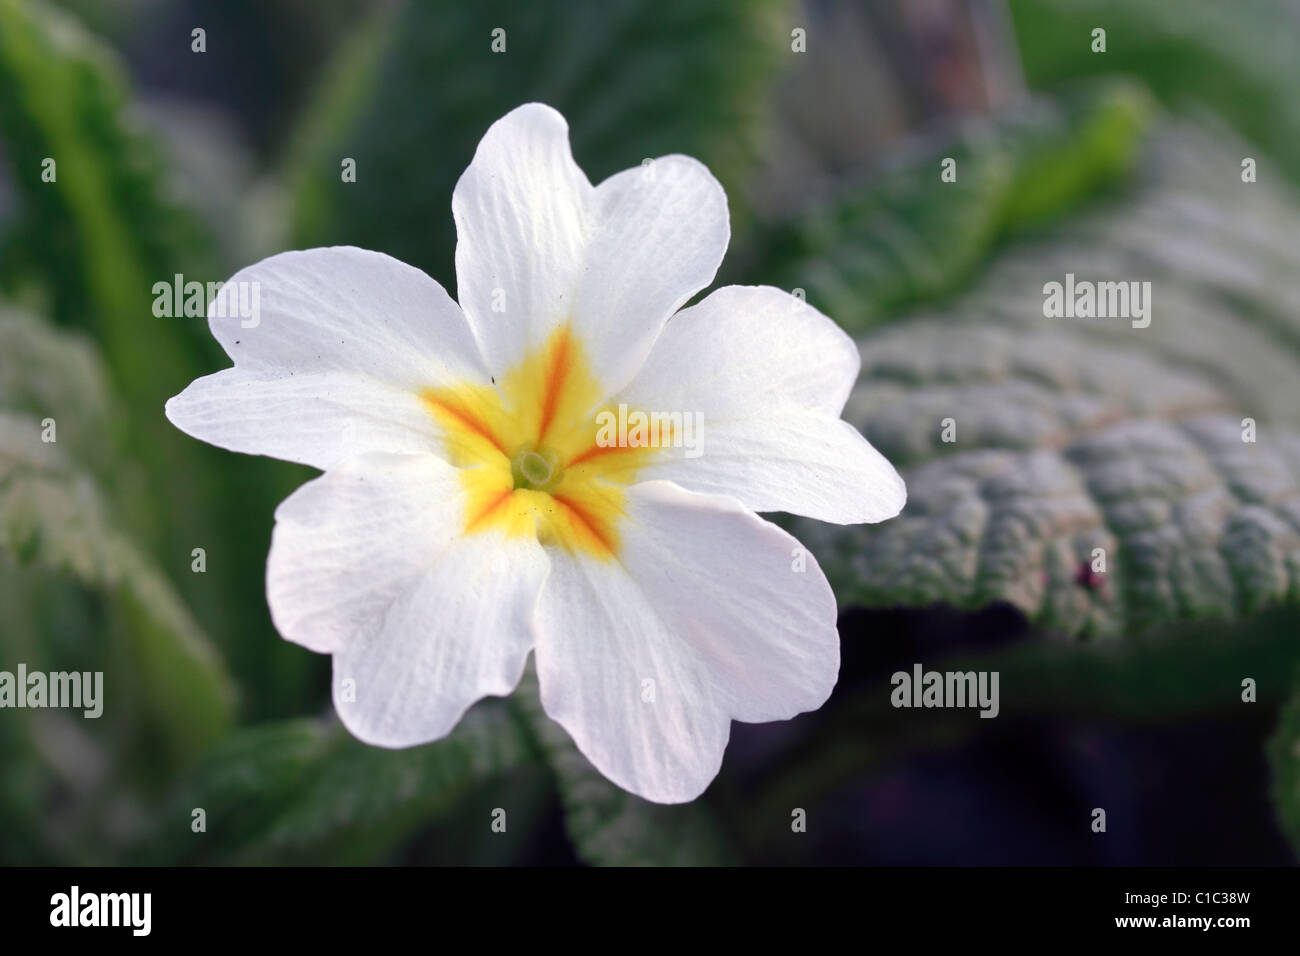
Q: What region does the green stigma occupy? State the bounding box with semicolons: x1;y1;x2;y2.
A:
512;447;561;491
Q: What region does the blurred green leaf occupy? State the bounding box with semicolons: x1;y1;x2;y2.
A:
954;607;1300;720
288;0;789;283
140;701;536;865
1269;667;1300;856
0;305;235;762
0;0;321;718
132;718;331;863
1009;0;1300;188
510;668;735;866
757;81;1152;332
0;296;120;475
0;703;55;863
801;119;1300;638
0;0;212;373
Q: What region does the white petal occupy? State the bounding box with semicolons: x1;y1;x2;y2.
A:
534;481;840;803
572;155;729;393
266;454;547;746
453;104;728;392
614;285;906;523
453;104;594;375
166;247;489;470
166;370;440;468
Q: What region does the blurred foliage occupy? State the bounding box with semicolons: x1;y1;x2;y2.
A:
0;0;1298;864
1269;672;1300;854
0;306;233;755
734;604;1300;851
0;0;321;720
0;304;233;862
0;0;211;349
1008;0;1300;187
133;699;535;864
758;82;1152;331
287;0;788;288
54;0;373;157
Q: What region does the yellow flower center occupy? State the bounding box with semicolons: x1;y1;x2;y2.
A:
420;325;660;560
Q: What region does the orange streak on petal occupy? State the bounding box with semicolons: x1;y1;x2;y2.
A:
423;392;507;457
551;492;617;558
536;327;574;444
567;441;636;468
466;487;514;533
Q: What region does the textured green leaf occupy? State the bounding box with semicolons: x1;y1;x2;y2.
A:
757;82;1152;332
130;719;332;864
0;306;234;760
1009;0;1300;188
0;301;119;475
288;0;788;281
510;668;735;866
141;702;536;865
800;121;1300;637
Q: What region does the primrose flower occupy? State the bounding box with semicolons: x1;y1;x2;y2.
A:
165;104;905;803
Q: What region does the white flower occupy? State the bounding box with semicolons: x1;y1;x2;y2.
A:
166;103;905;804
